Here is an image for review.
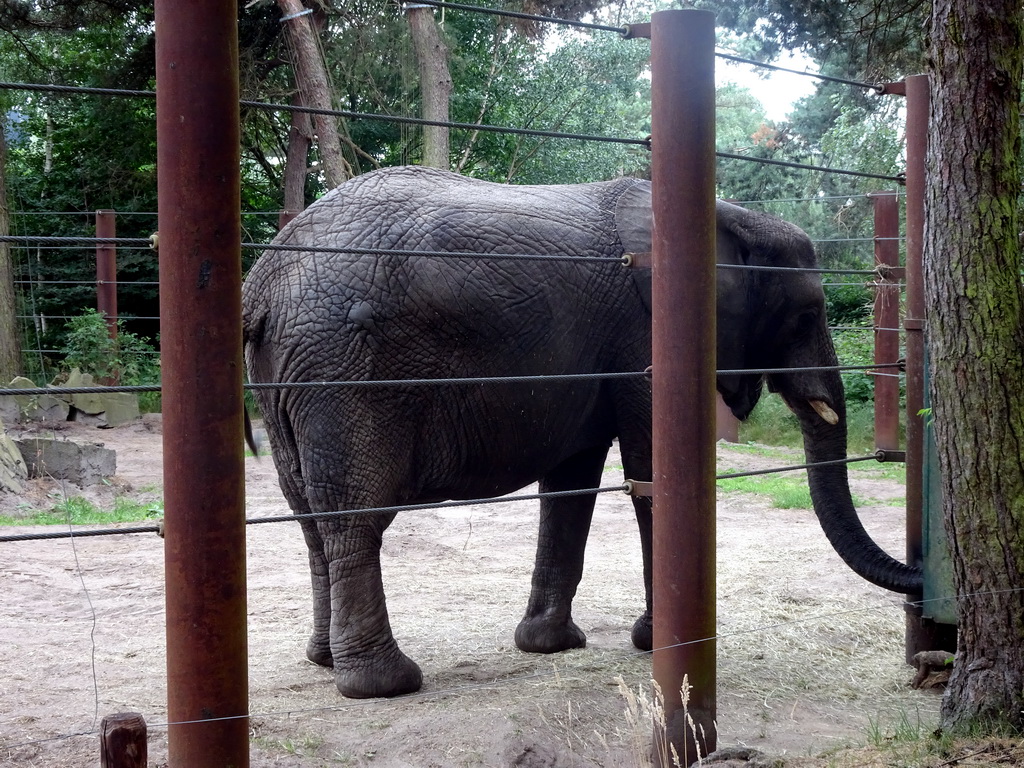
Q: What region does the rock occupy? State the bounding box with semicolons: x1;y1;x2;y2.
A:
65;368;106;415
704;747;785;767
0;416;29;494
100;393;141;427
3;376;70;424
911;650;955;689
15;437;116;486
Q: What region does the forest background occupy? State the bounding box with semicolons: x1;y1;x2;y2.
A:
0;0;918;404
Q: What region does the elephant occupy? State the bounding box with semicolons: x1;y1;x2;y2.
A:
242;165;921;699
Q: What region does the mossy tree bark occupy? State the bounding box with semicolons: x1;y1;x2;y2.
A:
926;0;1024;731
405;5;451;170
0;118;22;382
277;0;349;190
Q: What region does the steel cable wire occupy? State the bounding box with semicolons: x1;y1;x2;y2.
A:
0;450;903;544
0;81;901;181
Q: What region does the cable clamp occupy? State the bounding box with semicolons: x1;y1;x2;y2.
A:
621;23;651;39
873;264;905;280
156;520;165;539
874;449;907;463
148;232;159;251
624;479;653;497
622;251;652;268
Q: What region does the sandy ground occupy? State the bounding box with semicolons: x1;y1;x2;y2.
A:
0;419;942;767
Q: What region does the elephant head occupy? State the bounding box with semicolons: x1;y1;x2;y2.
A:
615;184;922;596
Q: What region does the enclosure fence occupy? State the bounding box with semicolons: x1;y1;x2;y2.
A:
0;2;945;766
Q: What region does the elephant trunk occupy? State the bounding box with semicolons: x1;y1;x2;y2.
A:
790;383;923;595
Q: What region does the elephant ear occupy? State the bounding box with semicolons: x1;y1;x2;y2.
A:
614;181;653;314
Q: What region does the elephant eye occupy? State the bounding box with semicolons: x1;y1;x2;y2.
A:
794;309;818;335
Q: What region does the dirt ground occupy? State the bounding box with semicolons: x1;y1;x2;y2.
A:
0;419;955;767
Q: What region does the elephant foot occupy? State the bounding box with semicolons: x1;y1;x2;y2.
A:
631;612;652;652
306;637;334;668
515;613;587;654
334;645;423;699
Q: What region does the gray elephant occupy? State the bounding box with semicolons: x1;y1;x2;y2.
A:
242;165;920;699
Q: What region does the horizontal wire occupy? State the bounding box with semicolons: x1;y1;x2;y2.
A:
717;453;894;481
401;0;626;33
16;315;162;321
1;234;909;279
0;486;628;543
14;280;161;286
717;150;903;183
714;51;880;92
0;363;902;399
728;193;878;205
0;81;899;180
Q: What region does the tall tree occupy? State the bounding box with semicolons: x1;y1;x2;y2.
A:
0;115;21;382
405;5;451;169
277;0;348;188
925;0;1024;731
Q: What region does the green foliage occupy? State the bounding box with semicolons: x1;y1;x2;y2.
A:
59;309;160;408
695;0;926;79
0;494;163;526
831;325;875;405
449;27;651;183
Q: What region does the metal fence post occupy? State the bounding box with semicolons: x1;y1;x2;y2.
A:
95;209;117;347
650;8;717;765
155;2;249;766
869;191;899;451
903;73;957;662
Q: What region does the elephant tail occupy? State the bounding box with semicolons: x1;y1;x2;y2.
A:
243;409;260;458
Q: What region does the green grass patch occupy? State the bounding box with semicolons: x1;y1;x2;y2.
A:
738;392;898;457
717;470;871;509
717;471;813;509
0;495;163;526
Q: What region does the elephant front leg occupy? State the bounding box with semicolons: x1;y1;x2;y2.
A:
630;496;654;652
515;446;608;654
322;517;423;698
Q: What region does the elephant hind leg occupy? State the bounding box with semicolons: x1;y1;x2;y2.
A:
297;517;334;667
515;445;609;654
319;513;423;698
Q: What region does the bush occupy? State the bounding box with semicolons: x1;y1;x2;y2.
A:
831;326;876;405
60;309;161;411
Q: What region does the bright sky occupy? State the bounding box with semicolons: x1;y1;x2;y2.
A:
715;50;820;122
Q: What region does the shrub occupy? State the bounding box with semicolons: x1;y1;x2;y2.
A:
60;309;161;411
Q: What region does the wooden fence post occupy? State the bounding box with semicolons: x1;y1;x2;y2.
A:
100;712;147;768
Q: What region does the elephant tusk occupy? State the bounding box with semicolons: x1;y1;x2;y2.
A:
810;400;839;425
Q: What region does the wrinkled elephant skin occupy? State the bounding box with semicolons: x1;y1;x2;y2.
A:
242;166;920;698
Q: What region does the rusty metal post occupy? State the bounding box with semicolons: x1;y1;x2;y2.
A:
155;2;249;767
95;209;118;343
902;74;958;662
903;74;931;661
650;9;716;765
869;192;900;451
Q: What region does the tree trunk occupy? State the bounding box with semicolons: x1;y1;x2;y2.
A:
281;90;313;227
0;116;23;383
926;0;1024;732
277;0;348;189
405;5;452;169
